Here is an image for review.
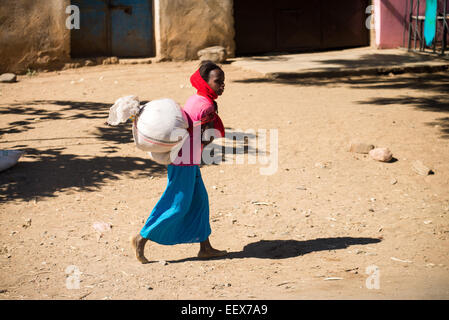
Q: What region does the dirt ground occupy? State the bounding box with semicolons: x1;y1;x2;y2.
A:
0;61;448;300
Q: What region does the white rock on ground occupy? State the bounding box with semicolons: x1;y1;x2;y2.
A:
369;147;393;162
0;73;17;83
197;46;227;63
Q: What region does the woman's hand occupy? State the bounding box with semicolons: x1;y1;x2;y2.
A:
201;121;215;146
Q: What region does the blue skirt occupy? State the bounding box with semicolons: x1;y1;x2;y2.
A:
140;165;211;245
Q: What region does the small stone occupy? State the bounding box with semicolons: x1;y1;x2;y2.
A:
369;148;393;162
159;260;168;266
0;73;17;83
102;57;119;65
390;178;398;185
22;218;32;229
314;162;328;169
349;142;374;154
64;62;81;69
84;60;95;66
412;160;433;176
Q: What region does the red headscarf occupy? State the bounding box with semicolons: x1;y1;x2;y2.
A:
189;69;225;138
190;70;218;103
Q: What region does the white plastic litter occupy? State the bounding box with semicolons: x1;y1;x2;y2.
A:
107;95;140;126
0;150;24;172
92;221;112;233
107;96;190;163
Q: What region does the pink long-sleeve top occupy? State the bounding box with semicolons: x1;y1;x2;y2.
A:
172;94;224;166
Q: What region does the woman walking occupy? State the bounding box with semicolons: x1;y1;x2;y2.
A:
131;61;227;263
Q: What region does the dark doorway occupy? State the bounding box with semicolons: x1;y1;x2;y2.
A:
234;0;370;55
71;0;154;58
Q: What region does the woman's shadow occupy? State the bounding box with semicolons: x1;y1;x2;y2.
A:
165;237;382;263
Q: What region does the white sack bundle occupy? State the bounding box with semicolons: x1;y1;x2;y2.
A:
132;99;189;153
148;151;172;165
107;96;189;162
0;150;24;172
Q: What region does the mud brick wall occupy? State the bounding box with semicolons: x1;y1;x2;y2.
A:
157;0;235;60
0;0;71;74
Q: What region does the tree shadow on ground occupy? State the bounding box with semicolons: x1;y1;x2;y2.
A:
0;147;166;202
233;72;449;138
312;53;449;69
162;237;382;264
0;100;112;136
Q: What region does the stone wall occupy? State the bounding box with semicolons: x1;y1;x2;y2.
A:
0;0;70;74
157;0;235;61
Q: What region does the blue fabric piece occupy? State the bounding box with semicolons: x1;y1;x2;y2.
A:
140;165;211;245
424;0;438;46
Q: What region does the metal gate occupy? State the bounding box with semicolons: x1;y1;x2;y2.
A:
71;0;154;57
234;0;370;55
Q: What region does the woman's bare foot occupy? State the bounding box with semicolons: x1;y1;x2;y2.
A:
198;238;227;259
198;247;228;259
130;233;150;264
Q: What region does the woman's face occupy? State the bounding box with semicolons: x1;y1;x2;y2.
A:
208;69;225;96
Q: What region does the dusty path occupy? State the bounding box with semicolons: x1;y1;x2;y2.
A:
0;62;448;299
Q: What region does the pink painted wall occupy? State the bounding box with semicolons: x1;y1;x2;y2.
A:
375;0;448;49
375;0;410;48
